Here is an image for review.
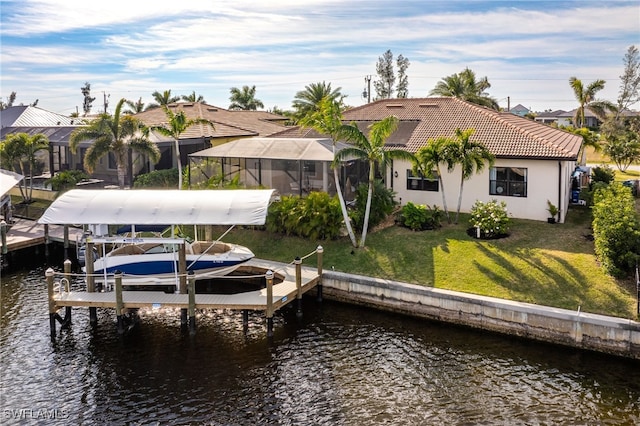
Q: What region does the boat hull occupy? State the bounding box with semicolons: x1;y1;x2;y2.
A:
87;244;254;285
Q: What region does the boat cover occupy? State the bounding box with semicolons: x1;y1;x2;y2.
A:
0;169;24;197
38;189;275;226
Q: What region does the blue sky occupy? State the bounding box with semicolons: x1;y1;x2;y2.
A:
1;0;639;116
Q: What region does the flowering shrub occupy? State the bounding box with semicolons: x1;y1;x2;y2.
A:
469;199;510;239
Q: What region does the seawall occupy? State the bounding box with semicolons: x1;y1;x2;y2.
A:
321;270;640;360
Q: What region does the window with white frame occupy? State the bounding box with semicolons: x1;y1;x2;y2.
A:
490;167;527;197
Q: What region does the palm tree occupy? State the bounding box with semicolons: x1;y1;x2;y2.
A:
149;105;215;189
182;91;206;103
568;77;614;127
146;90;180;110
447;128;495;223
70;98;161;188
413;136;455;223
0;132;49;202
124;97;145;115
335;115;415;248
228;85;264;110
298;96;358;247
292;81;344;121
429;68;499;110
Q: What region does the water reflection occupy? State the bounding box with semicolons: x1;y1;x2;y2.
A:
1;250;639;425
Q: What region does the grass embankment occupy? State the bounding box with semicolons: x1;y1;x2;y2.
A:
220;206;638;320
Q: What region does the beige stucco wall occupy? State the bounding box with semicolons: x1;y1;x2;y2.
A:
390;158;576;223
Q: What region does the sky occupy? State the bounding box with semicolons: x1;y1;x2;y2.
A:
1;0;639;117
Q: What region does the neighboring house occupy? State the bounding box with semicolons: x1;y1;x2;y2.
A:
132;102;288;181
0;105;82;177
557;108;602;128
214;97;581;223
533;110;566;125
2;103;289;187
509;104;530;117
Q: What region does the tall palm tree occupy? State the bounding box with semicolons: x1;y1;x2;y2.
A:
292;81;344;121
568;77;613;127
335;115;415;248
182;91;206;103
0;132;49;202
70;98;161;188
299;96;357;247
447;128;494;223
429;68;499;110
146;90;180;110
149;105;215;189
228;85;264;110
413;136;455;223
124;97;145;115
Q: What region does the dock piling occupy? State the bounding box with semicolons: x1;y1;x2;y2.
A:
1;220;7;255
316;246;323;302
115;272;124;334
85;241;97;326
62;259;72;327
266;270;274;337
46;268;56;339
295;257;303;319
188;272;196;336
180;243;188;330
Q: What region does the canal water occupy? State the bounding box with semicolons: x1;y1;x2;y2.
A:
1;248;639;425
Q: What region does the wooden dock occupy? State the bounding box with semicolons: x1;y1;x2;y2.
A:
47;253;324;337
1;217;85;252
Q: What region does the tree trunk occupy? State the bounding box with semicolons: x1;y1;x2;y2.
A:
175;138;183;190
455;176;464;224
333;147;357;248
358;161;375;248
437;165;451;223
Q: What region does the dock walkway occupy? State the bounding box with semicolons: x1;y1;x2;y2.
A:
52;258;320;311
1;217;84;252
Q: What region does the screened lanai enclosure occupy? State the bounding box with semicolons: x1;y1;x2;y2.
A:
188;138;365;200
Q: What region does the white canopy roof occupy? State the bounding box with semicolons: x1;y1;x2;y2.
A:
190;137;354;161
0;169;24;197
38;189;275;226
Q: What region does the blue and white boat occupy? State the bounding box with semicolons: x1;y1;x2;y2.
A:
39;188;275;289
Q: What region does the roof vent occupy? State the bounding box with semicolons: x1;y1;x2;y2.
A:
207;108;218;112
385;104;404;108
419;103;439;108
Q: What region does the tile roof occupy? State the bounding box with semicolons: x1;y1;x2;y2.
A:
338;97;581;160
134;102;288;140
1;105;75;127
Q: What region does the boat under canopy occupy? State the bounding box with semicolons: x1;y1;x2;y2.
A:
38;188;275;226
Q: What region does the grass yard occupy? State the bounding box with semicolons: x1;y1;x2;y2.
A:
219;205;638;320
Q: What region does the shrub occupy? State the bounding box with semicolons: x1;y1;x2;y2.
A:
590;165;615;186
592;182;640;277
47;170;90;191
134;168;179;188
266;192;342;240
398;202;443;231
351;180;397;232
469;199;510;238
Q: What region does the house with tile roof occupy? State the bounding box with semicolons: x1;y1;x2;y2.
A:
261;97;582;223
132;102;288;178
1;102;289;187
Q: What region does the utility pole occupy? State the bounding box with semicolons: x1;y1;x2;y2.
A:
362;75;371;103
103;91;110;114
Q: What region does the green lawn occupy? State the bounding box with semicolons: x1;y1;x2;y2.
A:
219;206;638;320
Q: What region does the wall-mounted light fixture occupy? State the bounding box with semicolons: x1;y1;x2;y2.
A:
394;171;398;178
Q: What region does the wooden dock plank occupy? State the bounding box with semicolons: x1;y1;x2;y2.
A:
2;218;85;252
